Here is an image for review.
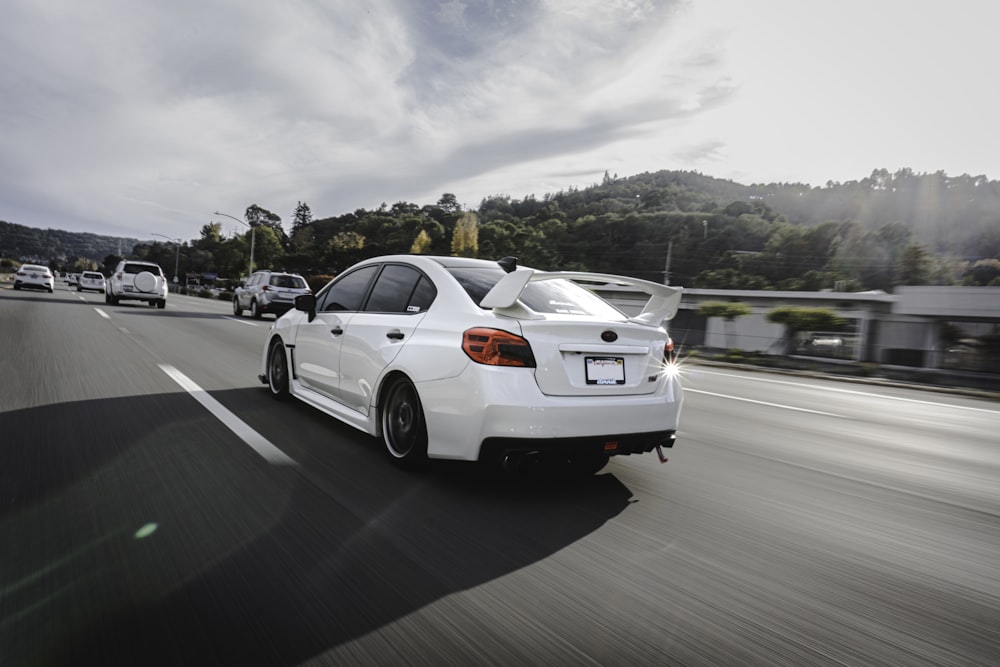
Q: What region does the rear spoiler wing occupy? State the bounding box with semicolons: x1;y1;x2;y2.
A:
480;270;683;325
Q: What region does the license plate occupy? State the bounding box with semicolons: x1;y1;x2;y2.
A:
124;286;134;292
585;356;625;385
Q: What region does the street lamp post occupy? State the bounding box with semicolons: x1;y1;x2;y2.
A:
214;210;254;279
150;233;181;283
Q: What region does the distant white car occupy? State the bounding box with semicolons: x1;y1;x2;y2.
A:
260;255;683;474
77;271;105;293
13;264;54;292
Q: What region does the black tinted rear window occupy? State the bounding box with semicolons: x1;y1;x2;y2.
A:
124;264;160;274
269;274;306;288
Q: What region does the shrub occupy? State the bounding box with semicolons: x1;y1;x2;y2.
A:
217;291;234;302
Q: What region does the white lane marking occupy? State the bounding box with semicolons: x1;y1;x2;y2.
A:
690;369;999;414
94;308;111;319
221;316;260;326
684;388;842;417
159;364;296;466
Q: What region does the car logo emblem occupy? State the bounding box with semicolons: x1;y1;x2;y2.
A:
601;330;618;342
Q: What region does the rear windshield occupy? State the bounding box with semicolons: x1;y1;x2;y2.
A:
447;267;626;318
124;264;160;274
269;275;307;288
82;272;103;279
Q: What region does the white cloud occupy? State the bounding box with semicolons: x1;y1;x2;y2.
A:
1;0;997;241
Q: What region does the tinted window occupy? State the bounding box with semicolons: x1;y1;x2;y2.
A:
409;276;436;312
365;264;435;313
446;267;624;318
270;274;306;288
519;279;625;318
319;265;377;312
124;264;160;275
446;267;505;305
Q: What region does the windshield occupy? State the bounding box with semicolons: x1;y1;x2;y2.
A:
447;267;626;319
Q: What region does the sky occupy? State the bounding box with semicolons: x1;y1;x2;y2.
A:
2;0;997;242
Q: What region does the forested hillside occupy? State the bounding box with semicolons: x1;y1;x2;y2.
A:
3;168;999;290
0;221;140;272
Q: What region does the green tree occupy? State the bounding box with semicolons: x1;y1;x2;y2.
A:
291;201;313;235
245;204;287;248
697;301;753;349
767;306;846;355
894;243;932;286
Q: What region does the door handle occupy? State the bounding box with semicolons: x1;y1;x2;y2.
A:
386;331;405;340
330;327;343;336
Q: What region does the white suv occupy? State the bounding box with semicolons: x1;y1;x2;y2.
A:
106;260;168;308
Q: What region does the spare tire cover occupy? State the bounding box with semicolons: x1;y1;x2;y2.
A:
134;271;157;293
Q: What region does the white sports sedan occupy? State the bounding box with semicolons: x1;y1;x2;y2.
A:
77;271;106;293
13;264;55;292
260;255;683;474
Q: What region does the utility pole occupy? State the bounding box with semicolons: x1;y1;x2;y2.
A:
662;240;673;285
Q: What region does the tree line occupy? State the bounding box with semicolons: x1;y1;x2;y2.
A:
3;168;999;290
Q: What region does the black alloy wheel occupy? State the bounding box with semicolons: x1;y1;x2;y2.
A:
381;376;428;468
267;340;290;400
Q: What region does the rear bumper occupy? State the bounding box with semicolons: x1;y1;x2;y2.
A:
480;430;675;464
416;364;682;461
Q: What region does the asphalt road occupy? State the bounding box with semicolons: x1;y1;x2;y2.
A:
2;283;999;666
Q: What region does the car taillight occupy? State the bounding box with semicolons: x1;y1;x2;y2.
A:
116;272;122;280
262;285;272;291
664;337;677;364
462;328;536;367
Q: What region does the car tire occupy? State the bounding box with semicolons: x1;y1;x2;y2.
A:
13;284;20;290
251;299;261;319
233;298;242;317
266;340;290;401
380;376;428;468
157;299;166;309
77;286;82;292
110;294;119;305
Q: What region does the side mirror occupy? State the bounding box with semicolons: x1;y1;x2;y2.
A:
295;294;317;321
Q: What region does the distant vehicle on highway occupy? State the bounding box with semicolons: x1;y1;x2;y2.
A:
234;270;311;319
13;264;54;292
77;271;105;293
106;260;167;308
260;255;683;474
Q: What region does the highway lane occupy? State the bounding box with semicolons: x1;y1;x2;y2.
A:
2;283;999;666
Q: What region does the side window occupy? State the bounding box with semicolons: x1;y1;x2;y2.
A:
408;275;436;312
318;265;378;312
365;265;429;313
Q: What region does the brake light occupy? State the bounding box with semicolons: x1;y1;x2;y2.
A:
462;328;536;367
262;285;272;291
664;338;677;364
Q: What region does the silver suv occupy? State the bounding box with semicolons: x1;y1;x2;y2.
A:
234;270;310;318
106;260;168;308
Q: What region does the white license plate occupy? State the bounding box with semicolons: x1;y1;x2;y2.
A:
585;356;625;385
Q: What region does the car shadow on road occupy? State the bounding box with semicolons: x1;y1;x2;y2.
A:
1;389;635;666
